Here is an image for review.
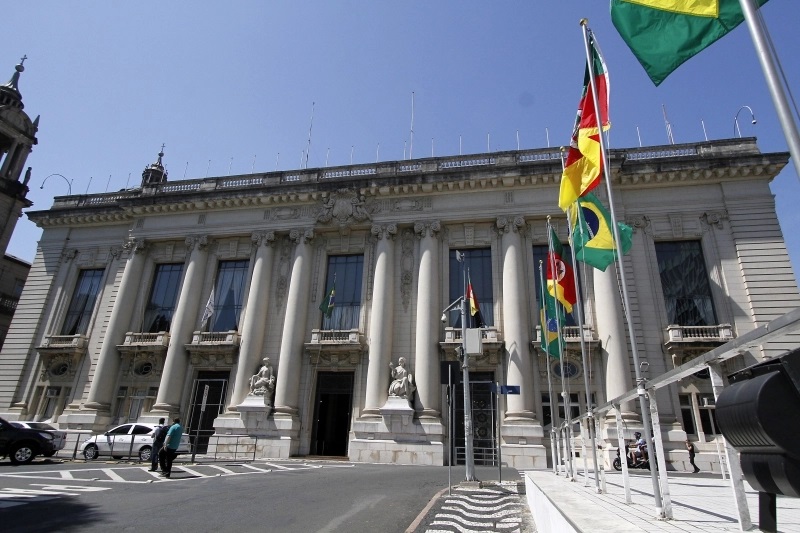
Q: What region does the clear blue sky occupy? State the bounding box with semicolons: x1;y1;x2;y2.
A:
5;1;800;271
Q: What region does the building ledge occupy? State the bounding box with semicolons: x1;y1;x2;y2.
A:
186;330;240;354
117;331;170;355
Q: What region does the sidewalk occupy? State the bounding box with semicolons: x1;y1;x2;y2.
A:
525;469;800;533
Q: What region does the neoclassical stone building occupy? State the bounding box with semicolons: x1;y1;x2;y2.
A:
1;137;797;468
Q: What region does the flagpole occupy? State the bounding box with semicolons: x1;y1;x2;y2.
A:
539;261;560;475
566;212;602;493
738;0;800;181
547;217;573;480
580;20;663;516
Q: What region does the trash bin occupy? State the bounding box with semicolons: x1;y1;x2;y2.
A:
716;348;800;498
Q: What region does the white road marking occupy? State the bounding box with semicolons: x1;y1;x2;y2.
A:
204;464;237;475
30;484;111;492
172;465;209;478
238;464;273;473
101;468;127;482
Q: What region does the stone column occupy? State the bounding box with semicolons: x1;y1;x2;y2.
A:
153;235;210;412
273;229;314;417
363;223;397;416
230;232;276;409
594;265;637;416
414;221;441;418
497;216;535;420
84;238;148;411
0;140;18;177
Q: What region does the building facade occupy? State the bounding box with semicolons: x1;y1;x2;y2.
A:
0;138;797;469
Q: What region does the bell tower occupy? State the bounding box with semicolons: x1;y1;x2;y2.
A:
0;56;38;255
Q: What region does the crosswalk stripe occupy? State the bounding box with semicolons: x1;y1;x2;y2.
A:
173;465;209;477
59;470;74;480
238;464;273;473
204;465;237;475
101;469;126;482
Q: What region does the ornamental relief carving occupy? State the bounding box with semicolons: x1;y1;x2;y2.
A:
625;215;651;235
317;189;373;227
276;236;293;304
701;211;728;231
190;351;238;368
400;228;415;311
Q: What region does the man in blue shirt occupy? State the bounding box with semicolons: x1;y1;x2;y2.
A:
160;417;183;478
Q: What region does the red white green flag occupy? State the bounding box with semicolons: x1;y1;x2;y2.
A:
546;227;577;313
558;31;610;212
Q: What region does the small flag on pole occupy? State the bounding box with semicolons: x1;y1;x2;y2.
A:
319;279;336;318
539;264;563;359
201;288;215;325
547;227;578;313
569;193;633;271
466;274;486;328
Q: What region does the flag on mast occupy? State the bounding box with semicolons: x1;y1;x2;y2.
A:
569;193;633;271
611;0;770;86
539;263;563;359
547;227;578;314
201;288;215;326
559;30;610;212
466;274;486;328
319;276;336;318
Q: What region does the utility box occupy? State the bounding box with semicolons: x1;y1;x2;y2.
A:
464;328;483;355
716;348;800;497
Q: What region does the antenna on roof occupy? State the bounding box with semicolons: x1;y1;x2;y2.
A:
636;126;642;147
546;127;550;148
305;101;315;169
251;154;256;174
701;120;709;141
409;92;415;160
662;104;675;145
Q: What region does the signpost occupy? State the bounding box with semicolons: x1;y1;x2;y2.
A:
491;383;520;482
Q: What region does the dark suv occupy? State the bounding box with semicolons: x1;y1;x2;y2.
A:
0;416;57;464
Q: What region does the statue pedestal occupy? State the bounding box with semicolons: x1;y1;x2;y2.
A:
239;393;273;411
348;397;444;466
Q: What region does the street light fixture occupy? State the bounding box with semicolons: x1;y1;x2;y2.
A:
734;105;757;138
40;173;73;195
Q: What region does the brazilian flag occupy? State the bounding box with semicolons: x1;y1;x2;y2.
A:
539;271;563;359
570;193;633;271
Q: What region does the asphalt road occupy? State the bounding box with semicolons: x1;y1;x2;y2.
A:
0;458;522;533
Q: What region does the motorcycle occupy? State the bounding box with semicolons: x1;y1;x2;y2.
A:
612;441;652;471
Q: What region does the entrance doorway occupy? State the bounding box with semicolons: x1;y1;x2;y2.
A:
186;371;229;454
310;372;354;457
452;371;497;466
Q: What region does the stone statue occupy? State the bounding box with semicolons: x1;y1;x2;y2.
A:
388;357;416;400
249;357;275;396
23;167;31;186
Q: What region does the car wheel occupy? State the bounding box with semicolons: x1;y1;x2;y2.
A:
139;446;152;462
83;444;99;460
10;443;36;465
43;451;57;457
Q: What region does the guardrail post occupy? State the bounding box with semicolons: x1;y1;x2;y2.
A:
72;433;81;461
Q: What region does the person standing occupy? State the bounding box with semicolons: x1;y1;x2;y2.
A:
149;417;167;472
160;417;183;478
686;439;700;473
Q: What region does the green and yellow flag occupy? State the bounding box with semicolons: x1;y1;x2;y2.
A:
611;0;770;86
539;264;564;359
569;193;633;271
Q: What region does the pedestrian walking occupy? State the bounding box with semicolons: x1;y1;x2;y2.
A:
160;417;183;478
149;418;167;472
686;439;700;473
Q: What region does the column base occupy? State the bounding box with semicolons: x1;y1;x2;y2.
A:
349;410;444;465
82;401;111;411
500;419;548;469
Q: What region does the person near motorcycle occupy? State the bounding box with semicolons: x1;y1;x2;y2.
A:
630;431;648;465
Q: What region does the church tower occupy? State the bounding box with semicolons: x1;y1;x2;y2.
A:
0;56;38;255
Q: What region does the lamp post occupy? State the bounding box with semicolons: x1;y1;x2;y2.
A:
40;173;73;195
734;105;757;138
441;252;477;482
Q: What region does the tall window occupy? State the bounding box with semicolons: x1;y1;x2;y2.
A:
532;245;580;327
321;254;364;330
655;241;717;326
61;269;104;335
210;260;249;332
448;248;494;327
142;263;183;333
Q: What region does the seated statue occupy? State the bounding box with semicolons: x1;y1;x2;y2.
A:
249;357;275;396
388;357;416;400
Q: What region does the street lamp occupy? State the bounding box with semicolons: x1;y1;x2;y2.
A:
40;173;73;195
734;105;757;138
441;251;477;482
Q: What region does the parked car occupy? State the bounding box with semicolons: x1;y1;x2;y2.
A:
81;423;191;462
9;421;67;456
0;416;57;464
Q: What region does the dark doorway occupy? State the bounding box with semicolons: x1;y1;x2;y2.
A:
310;372;354;457
452;371;497;466
186;371;229;454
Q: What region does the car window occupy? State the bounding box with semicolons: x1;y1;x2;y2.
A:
132;425;153;435
10;422;24;428
108;424;132;435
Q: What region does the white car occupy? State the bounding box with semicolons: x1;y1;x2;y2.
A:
81;423;191;462
9;421;67;456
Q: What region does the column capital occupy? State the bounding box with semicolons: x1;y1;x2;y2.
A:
371;223;397;240
185;235;210;252
122;237;147;255
413;220;441;239
289;228;314;245
251;231;276;248
496;215;526;235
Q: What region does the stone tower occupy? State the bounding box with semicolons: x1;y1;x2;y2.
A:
0;56;38;255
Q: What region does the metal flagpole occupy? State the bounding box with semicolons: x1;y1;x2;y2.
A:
580;20;663;516
539;261;560;474
547;217;573;480
566;211;602;493
739;0;800;181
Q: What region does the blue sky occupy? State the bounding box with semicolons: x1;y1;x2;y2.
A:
5;1;800;271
